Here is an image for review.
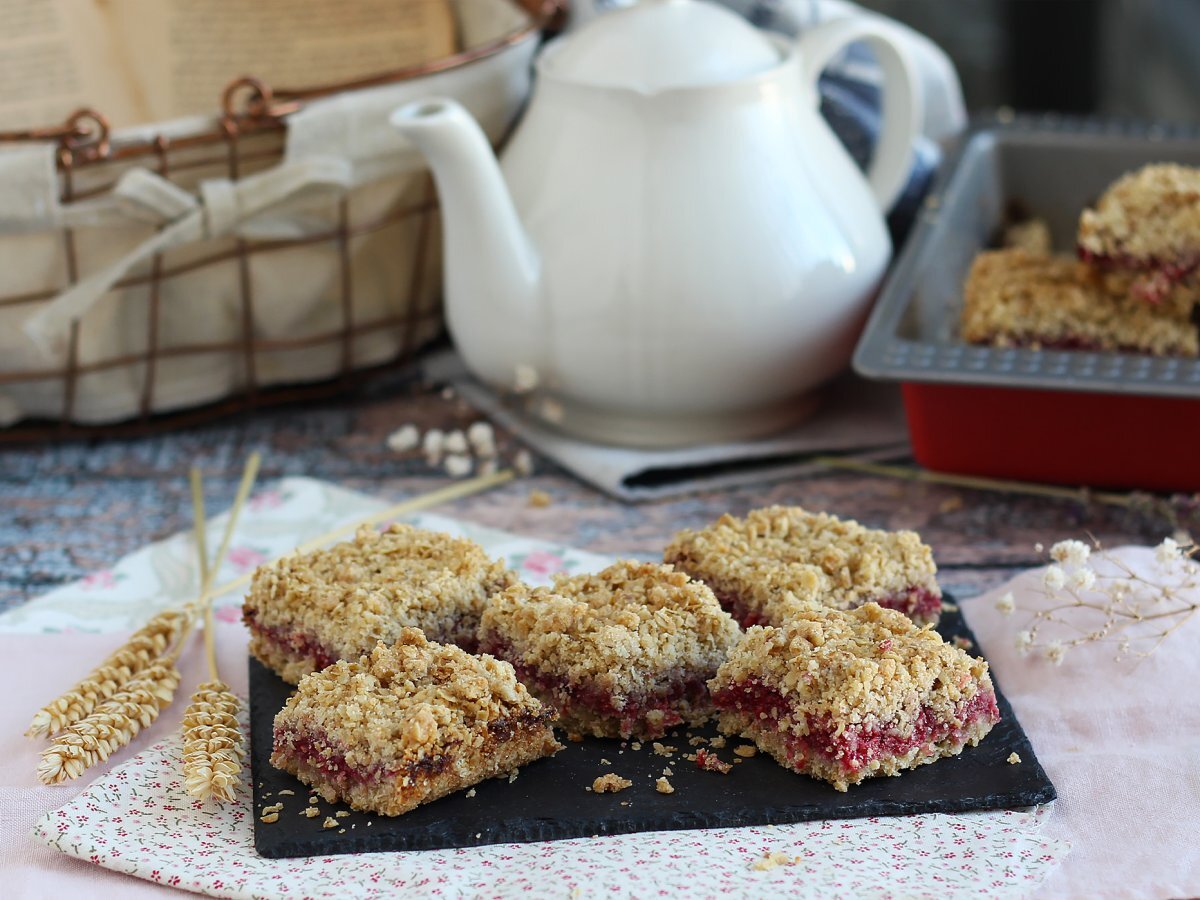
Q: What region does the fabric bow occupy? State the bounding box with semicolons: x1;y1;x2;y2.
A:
24;156;353;357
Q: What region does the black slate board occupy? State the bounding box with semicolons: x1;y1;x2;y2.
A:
249;600;1055;859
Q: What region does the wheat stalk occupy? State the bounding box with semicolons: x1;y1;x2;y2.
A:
33;453;260;786
177;461;259;802
26;608;189;738
181;679;244;803
38;661;182;784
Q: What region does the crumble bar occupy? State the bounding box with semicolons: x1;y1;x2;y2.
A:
1078;163;1200;302
271;628;561;816
244;523;518;684
708;603;1000;791
476;561;741;740
961;249;1199;357
664;506;942;628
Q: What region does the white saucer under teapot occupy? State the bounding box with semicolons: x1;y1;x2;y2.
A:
392;0;919;447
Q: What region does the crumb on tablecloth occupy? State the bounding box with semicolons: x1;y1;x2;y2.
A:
751;851;799;872
528;489;552;508
593;773;632;793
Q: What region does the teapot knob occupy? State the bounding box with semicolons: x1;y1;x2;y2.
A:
796;18;921;212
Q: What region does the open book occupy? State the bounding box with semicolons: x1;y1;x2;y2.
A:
0;0;457;130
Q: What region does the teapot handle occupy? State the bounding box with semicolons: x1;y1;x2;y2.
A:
795;18;921;213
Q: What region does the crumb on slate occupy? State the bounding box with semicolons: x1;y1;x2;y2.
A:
566;731;584;743
1008;752;1022;765
335;811;350;818
652;742;677;757
655;777;675;794
688;736;707;747
709;736;727;749
734;745;757;758
322;817;338;829
466;788;477;798
259;812;279;824
695;749;733;774
278;789;295;796
303;807;320;818
593;773;632;793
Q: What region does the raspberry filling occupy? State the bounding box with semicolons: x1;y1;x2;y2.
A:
244;609;479;673
274;728;406;788
245;609;339;670
874;586;942;624
480;639;710;739
712;586;940;629
275;712;553;789
1079;247;1200;303
711;678;999;776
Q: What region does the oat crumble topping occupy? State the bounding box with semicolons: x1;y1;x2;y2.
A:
271;629;561;816
477;561;740;738
245;523;518;684
593;773;632;793
961;249;1199;356
709;603;999;790
1078;164;1200;265
714;604;989;728
665;506;941;626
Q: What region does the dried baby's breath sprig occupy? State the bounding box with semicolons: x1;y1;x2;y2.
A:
38;660;182;784
1008;536;1200;664
26;607;189;738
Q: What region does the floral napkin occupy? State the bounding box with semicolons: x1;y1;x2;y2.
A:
9;477;1068;898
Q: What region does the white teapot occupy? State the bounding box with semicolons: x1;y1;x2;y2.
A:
392;0;919;447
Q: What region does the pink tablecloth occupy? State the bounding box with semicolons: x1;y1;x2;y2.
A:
1;624;250;899
3;539;1197;897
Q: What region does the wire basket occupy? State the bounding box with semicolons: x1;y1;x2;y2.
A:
0;0;557;442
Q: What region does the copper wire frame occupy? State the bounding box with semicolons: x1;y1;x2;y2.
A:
0;0;559;444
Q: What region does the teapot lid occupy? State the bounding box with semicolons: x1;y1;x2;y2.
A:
542;0;781;92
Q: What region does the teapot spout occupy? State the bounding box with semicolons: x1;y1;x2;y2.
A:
391;99;540;378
